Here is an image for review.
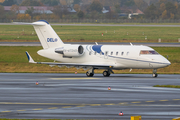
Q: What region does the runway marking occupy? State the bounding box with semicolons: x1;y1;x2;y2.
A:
48;107;58;109
32;108;42;110
90;104;101;106
118;102;128;105
104;103;115;105
146;101;155;102
1;111;11;112
131;102;141;103
62;106;72;108
17;110;26;111
173;99;180;101
51;78;100;80
1;98;180;113
0;102;81;106
159;100;168;101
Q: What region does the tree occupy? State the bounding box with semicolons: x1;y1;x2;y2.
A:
161;10;167;19
40;0;59;6
73;0;81;4
121;0;135;6
25;7;35;18
144;4;158;20
114;3;121;13
134;0;148;11
175;2;178;9
52;5;69;19
1;0;16;6
77;10;84;18
160;3;166;12
20;0;41;6
0;5;5;19
170;13;174;19
60;0;67;5
10;4;19;14
89;0;102;13
17;13;31;20
74;4;80;12
165;2;176;14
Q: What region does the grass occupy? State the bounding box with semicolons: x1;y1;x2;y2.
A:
154;85;180;88
0;46;179;74
0;25;180;42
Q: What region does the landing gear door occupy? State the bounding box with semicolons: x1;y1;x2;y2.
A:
104;51;108;59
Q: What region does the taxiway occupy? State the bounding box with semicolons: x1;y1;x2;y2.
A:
0;73;180;120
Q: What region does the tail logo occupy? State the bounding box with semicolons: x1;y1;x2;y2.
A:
47;38;58;42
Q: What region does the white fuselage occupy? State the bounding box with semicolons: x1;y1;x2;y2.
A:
37;44;171;70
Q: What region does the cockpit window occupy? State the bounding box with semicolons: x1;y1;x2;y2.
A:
140;50;159;55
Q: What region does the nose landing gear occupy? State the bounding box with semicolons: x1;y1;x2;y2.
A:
152;69;158;78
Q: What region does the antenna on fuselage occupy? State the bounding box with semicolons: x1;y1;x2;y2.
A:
166;55;169;60
95;42;98;45
130;42;133;46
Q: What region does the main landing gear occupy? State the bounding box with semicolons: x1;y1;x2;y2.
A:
103;70;110;77
86;68;94;77
152;69;158;78
86;68;114;77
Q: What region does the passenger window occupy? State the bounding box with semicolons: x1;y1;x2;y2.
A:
127;52;129;55
116;52;118;55
89;51;91;55
121;52;124;56
105;51;108;56
111;52;113;55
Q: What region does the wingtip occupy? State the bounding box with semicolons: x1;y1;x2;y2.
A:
25;51;35;63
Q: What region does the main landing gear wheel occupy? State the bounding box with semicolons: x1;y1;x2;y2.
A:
86;72;94;77
103;71;110;77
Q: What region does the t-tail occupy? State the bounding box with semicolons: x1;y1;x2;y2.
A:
32;20;64;49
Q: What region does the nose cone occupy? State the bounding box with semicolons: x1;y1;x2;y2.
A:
163;59;171;66
150;55;171;68
157;56;171;68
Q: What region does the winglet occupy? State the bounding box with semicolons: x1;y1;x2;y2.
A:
25;51;35;63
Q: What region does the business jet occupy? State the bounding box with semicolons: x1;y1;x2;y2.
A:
24;20;171;77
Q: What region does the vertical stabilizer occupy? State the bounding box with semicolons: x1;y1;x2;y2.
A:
32;20;64;49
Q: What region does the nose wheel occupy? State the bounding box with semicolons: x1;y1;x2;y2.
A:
152;73;158;77
152;69;158;78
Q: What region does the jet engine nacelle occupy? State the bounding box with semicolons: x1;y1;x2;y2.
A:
55;45;84;57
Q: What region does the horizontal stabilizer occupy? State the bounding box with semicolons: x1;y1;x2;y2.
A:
13;22;45;26
25;51;35;63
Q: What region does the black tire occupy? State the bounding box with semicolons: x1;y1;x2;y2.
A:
86;72;94;77
153;73;158;78
103;71;110;77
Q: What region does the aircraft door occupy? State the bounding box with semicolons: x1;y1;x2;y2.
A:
104;51;108;59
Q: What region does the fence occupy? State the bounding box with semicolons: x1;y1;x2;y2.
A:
1;19;180;23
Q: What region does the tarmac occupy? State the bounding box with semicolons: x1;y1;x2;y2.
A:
0;73;180;120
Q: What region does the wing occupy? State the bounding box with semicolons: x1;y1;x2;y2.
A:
25;51;114;69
